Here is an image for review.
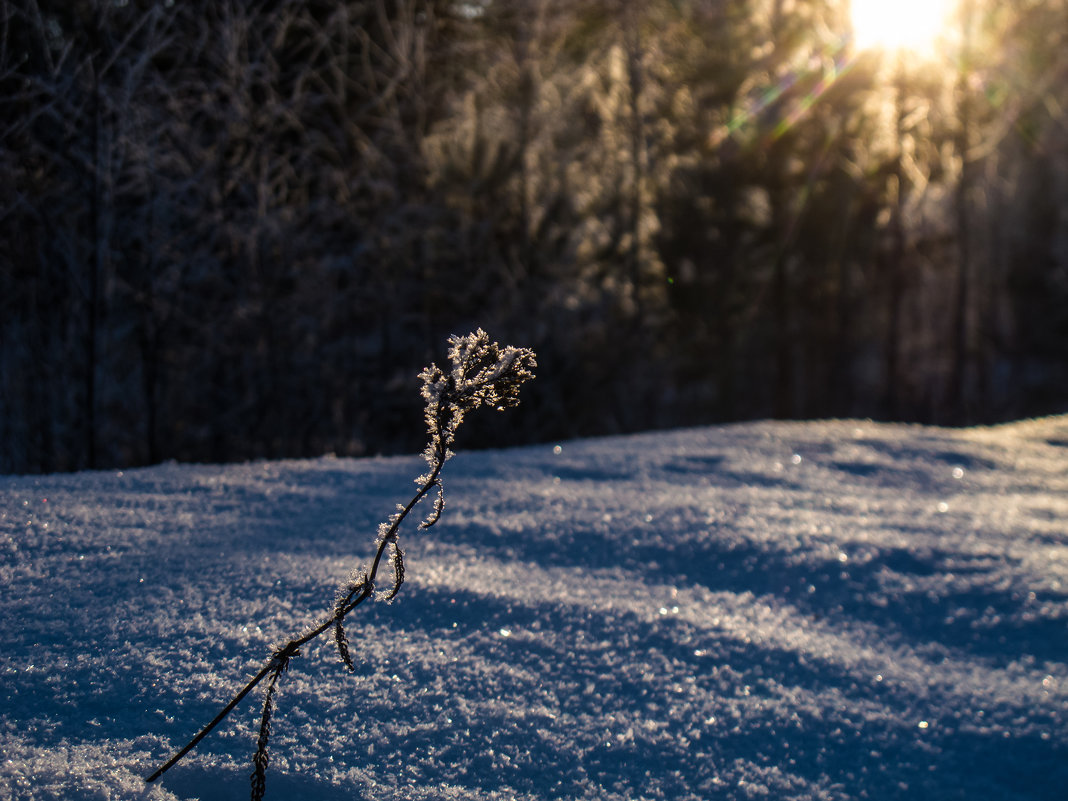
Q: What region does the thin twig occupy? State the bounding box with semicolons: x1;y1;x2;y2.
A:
142;330;535;796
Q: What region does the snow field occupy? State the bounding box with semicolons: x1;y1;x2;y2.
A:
2;417;1067;799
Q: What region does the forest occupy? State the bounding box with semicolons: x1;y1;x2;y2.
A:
2;0;1066;474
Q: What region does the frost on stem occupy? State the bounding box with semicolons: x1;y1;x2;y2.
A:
371;329;535;596
251;646;295;801
145;331;534;801
419;329;537;485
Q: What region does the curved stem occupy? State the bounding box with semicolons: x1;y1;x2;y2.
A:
142;329;536;790
144;657;279;783
145;454;444;784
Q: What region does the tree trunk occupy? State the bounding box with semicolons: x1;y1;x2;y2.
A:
947;0;974;423
883;58;907;420
87;44;102;470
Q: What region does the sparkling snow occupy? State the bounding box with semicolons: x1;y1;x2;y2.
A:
2;418;1067;800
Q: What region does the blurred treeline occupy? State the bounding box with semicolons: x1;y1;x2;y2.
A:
2;0;1066;474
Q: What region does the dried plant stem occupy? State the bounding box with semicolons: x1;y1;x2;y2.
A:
143;330;535;799
144;653;280;783
144;459;443;785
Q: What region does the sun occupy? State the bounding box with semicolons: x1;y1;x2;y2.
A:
850;0;956;56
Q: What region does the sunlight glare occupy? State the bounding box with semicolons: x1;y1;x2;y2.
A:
850;0;954;55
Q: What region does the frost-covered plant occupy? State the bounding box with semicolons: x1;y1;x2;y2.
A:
145;330;535;800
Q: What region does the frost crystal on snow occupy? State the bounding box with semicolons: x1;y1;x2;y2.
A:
12;413;1068;801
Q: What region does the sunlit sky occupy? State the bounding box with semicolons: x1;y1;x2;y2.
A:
850;0;956;55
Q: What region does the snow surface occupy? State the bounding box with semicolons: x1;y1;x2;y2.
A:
3;417;1068;801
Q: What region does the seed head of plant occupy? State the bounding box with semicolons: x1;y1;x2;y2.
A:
419;329;537;470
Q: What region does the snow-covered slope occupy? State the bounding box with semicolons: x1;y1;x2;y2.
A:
2;418;1067;800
